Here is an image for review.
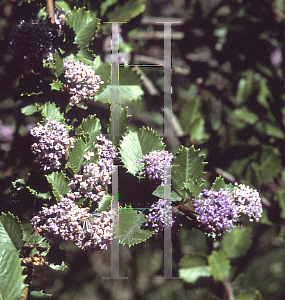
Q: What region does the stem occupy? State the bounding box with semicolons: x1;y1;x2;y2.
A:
223;278;235;300
46;0;55;24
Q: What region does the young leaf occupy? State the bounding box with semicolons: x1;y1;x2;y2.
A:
211;176;234;194
50;79;63;91
172;146;207;199
208;250;231;281
37;102;65;123
46;171;71;202
178;254;211;283
0;248;27;300
119;127;165;175
65;7;98;49
30;290;53;298
118;209;154;246
221;227;252;259
46;261;67;271
0;212;23;251
237;288;262;300
75;114;101;143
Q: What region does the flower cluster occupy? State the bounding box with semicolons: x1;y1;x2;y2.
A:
9;19;54;69
31;197;113;251
67;135;118;202
146;198;177;237
30;119;74;171
137;150;174;185
193;185;262;236
61;59;104;106
232;183;263;222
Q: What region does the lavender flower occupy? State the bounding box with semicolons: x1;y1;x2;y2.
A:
146;198;177;237
30;119;74;171
233;184;263;222
67;135;117;202
31;197;113;251
137;150;173;185
193;189;239;236
9;19;54;69
61;59;104;106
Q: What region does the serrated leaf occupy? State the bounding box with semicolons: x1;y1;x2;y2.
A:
172;146;207;199
30;290;53;298
65;7;98;48
96;194;112;213
66;138;87;174
75;114;101;143
107;0;145;22
211;176;234;194
221;227;252;259
183;179;203;199
37;102;65;123
77;49;96;65
50;79;63;91
119;127;165;175
46;171;71;202
25;233;50;257
118;67;143;85
26;185;52;200
208;250;231;281
0;248;27;300
178;254;211;283
237;288;262;300
54;49;63;78
108;103;131;146
0;212;23;251
118;209;154;246
21;104;38;116
95;85;144;104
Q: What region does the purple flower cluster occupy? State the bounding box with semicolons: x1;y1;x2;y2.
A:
193;185;262;236
30;119;74;171
67;135;118;202
194;189;239;236
232;183;263;222
137;150;174;185
61;59;104;106
9;19;53;69
30;197;113;251
146;198;177;237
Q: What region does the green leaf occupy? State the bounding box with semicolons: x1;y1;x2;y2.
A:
96;194;112;213
25;233;50;257
180;99;209;142
258;145;282;184
118;209;154;246
101;0;117;16
221;227;252;259
108;103;131;146
0;248;27;300
208;250;231;281
37;102;65;123
75;114;101;143
26;185;52;200
234;69;254;106
95;85;144;104
233;107;259;126
119;127;165;175
66;137;88;174
46;171;71;202
50;79;63;91
152;185;182;202
183;180;203;199
118;67;143;85
237;288;262;300
54;49;63;78
107;0;145;22
21;104;38;116
172;146;206;199
65;7;98;48
211;176;234;194
0;212;23;251
30;290;53;298
178;254;211;283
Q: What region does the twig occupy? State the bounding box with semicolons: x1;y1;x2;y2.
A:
223;278;235;300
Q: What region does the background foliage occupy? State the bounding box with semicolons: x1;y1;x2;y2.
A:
1;0;285;299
